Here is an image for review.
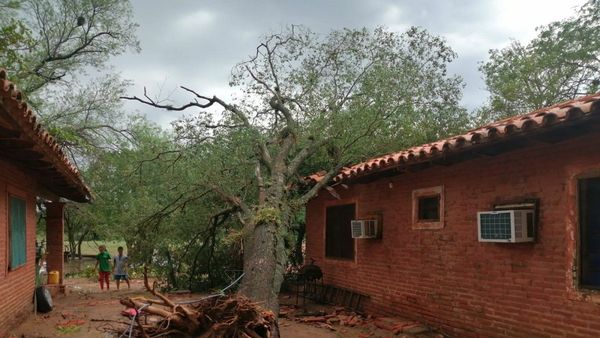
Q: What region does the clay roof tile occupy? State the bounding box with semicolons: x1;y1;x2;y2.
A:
0;69;91;202
311;92;600;183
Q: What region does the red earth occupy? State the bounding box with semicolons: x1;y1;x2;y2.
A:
10;278;442;338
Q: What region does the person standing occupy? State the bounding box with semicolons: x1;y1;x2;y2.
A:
112;246;130;290
94;245;111;290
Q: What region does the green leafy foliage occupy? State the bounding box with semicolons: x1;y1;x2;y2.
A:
65;263;96;280
1;0;139;161
41;74;135;158
0;1;34;71
1;0;143;264
124;26;470;303
73;118;244;290
16;0;139;93
290;26;469;175
479;0;600;121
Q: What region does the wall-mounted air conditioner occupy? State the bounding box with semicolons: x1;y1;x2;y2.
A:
351;219;379;239
477;210;535;243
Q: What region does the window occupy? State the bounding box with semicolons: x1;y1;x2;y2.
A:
325;204;355;260
418;196;440;221
579;177;600;289
9;196;27;270
412;186;444;229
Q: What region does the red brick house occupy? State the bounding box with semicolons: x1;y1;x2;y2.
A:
306;93;600;337
0;69;91;336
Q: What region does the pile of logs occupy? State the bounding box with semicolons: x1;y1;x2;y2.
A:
119;273;277;338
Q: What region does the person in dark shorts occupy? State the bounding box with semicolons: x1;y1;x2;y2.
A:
94;245;111;290
113;246;130;290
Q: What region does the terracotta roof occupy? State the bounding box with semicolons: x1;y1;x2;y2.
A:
0;69;91;202
310;92;600;184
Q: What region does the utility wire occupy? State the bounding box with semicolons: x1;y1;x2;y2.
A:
175;272;245;304
119;272;245;336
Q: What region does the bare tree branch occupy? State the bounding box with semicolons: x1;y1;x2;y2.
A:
287;137;333;176
121;87;218;111
123;87;274;171
207;183;251;216
255;161;266;204
294;163;345;206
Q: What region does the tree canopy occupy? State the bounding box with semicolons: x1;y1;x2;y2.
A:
1;0;140;160
125;25;470;313
479;0;600;121
12;0;139;93
2;0;144;260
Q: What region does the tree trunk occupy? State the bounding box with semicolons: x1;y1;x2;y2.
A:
239;220;287;316
164;248;178;289
67;228;76;260
76;229;89;260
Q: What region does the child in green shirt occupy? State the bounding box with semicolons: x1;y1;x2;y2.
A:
94;245;111;290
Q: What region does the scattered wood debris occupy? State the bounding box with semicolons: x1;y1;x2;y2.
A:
116;270;277;338
280;304;441;337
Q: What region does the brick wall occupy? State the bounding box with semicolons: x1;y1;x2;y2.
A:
306;131;600;337
0;159;39;337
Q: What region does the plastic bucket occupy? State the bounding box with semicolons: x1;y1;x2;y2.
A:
48;271;59;284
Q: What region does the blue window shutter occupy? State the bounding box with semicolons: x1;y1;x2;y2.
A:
9;197;26;269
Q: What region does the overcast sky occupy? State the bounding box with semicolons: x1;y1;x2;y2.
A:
111;0;585;127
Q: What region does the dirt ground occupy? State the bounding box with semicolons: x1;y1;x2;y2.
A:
10;278;442;338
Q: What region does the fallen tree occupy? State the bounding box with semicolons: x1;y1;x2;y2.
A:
119;272;277;337
123;26;469;317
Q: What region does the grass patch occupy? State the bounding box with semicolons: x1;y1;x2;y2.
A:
56;319;86;335
64;240;126;256
56;325;81;335
65;263;97;280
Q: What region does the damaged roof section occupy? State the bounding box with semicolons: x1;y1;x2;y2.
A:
0;69;91;202
309;92;600;184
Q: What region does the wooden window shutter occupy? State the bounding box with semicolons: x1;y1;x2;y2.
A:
9;196;27;269
325;204;355;260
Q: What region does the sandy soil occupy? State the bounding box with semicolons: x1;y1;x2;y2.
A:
10;278;148;338
10;278;439;338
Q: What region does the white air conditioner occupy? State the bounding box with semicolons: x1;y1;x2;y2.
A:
477;209;535;243
351;219;378;239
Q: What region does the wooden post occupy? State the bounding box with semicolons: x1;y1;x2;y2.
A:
45;201;65;285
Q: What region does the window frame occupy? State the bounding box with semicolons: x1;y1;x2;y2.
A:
412;186;444;229
565;167;600;301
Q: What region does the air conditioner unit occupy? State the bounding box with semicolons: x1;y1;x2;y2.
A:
351;219;378;239
477;210;535;243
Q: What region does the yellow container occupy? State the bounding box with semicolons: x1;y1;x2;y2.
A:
48;271;59;285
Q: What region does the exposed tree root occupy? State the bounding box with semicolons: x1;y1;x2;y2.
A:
119;269;276;337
